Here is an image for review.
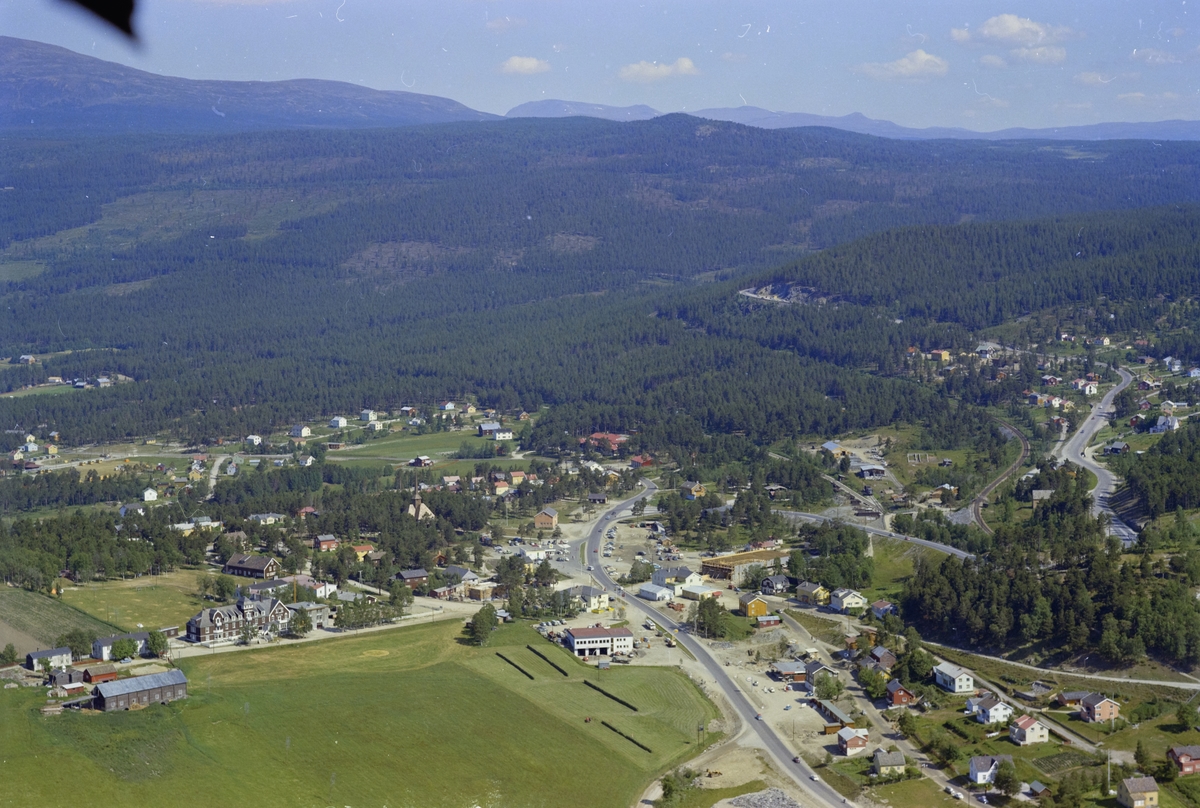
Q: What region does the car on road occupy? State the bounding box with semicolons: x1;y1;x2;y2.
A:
586;565;594;571
793;756;802;763
810;775;820;781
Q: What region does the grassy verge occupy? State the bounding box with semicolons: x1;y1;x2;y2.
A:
672;779;769;808
786;610;847;646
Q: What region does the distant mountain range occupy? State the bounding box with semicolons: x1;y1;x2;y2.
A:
3;36;1197;141
0;36;498;133
508;99;1200;142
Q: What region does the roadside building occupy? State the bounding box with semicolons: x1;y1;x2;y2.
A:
739;593;769;618
93;669;188;712
534;508;558;530
638;583;673;602
680;584;722;601
563;627;634;657
885;679;917;707
92;632;150;661
874;749;907;776
795;581;830;606
813;699;855;733
969;755;1014;785
760;575;792;596
771;661;806;683
933;662;975;694
837;727;869;756
570;585;610;611
1080;693;1120;723
287;601;331;629
26;647;72;671
82;664;118;684
831;588;867;613
975;696;1014;726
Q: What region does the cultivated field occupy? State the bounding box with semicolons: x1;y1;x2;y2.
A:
59;572;207;633
0;587;118;648
0;619;719;807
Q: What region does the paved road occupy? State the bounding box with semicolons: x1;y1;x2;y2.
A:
587;482;851;808
205;455;229;499
970;416;1031;535
1054;367;1139;546
779;510;974;561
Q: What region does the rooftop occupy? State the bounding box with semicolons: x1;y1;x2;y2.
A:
95;669;187;699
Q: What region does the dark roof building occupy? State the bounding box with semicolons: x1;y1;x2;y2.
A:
223;553;281;580
93;669;188;712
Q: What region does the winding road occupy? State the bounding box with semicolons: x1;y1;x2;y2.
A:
584;481;850;808
1054;367;1139;546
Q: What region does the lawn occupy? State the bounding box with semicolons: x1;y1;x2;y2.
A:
862;537;938;604
869;776;961;808
0;587;119;646
0;619;720;807
59;571;209;633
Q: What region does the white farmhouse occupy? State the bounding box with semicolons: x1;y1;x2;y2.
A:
933;662;974;694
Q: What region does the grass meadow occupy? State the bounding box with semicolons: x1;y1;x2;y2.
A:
0;619;719;807
59;572;208;633
0;587;119;646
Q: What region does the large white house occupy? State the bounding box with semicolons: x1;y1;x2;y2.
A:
329;416;348;429
361;409;377;422
651;566;703;595
564;626;633;657
1010;715;1050;746
143;487;158;502
933;662;975;694
289;424;311;438
831;588;867;613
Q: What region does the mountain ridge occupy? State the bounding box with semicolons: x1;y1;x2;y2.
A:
507;98;1200;142
0;36;499;133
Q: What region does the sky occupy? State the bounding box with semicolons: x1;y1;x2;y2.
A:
4;0;1199;130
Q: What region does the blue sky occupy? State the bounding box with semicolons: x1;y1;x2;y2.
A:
5;0;1199;129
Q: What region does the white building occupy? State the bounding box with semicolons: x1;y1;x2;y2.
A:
975;697;1014;725
968;755;1013;785
638;583;674;601
651;566;703;595
361;409;378;422
1010;715;1050;746
249;513;285;525
329;416;348;429
289;425;311;438
564;626;633;657
143;487;159;502
494;429;515;441
831;588;867;613
934;662;975;694
245;435;262;446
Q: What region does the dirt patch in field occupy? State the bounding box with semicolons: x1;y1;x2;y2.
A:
0;619;42;657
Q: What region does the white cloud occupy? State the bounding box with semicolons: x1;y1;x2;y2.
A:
977;14;1072;46
501;56;550;75
950;28;971;43
618;58;698;83
979;54;1008;69
1130;48;1183;65
852;49;948;80
721;52;748;63
1118;92;1147;102
1074;72;1115;86
1011;46;1066;64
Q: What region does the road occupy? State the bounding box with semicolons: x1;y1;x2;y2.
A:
585;482;851;808
970;416;1031;535
1054;367;1139;546
205;455;229;499
779;510;974;561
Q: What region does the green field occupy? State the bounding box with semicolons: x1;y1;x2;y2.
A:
0;619;719;807
2;384;82;399
60;572;208;633
0;587;119;646
862;537;939;604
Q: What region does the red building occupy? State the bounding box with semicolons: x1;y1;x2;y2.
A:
1170;746;1200;775
885;679;917;707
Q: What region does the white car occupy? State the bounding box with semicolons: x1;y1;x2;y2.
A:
810;775;820;782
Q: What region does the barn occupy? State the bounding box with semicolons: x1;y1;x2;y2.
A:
93;670;189;712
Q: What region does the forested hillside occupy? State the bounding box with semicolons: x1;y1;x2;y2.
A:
2;117;1199;451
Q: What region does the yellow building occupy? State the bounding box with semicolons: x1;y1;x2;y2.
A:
739;593;769;618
